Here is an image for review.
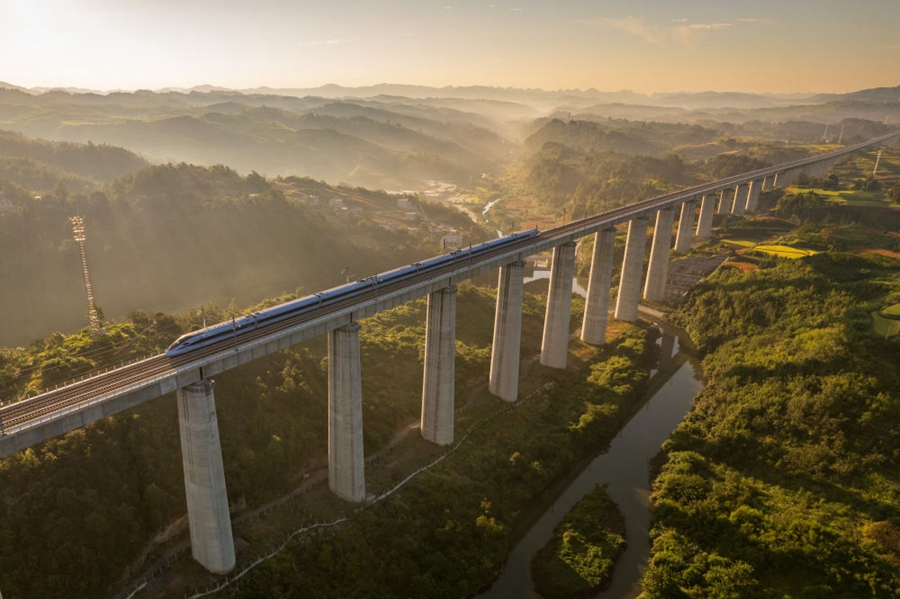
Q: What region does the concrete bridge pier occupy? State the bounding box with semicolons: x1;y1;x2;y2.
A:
614;216;649;322
421;285;457;445
762;175;774;191
809;161;827;178
328;322;366;503
774;169;794;188
581;228;617;345
746;179;762;212
695;193;716;238
674;200;695;253
177;379;236;574
717;188;734;215
490;260;526;401
643;208;675;302
541;242;577;368
732;183;748;215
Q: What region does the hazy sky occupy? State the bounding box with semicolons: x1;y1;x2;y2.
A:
4;0;899;94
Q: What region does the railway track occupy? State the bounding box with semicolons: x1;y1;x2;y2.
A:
2;130;898;437
0;233;541;434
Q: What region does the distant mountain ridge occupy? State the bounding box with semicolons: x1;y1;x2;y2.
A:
0;81;900;108
808;85;900;105
4;80;898;109
0;86;515;188
0;81;897;188
0;80;809;106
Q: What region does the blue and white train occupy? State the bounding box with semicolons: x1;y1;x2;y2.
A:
165;229;540;356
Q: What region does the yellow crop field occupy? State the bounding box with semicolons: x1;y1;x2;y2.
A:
721;239;756;248
752;245;817;258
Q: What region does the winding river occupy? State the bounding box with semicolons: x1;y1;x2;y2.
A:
466;197;703;598
476;330;703;599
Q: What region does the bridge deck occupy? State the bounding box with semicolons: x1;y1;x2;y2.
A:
1;130;898;457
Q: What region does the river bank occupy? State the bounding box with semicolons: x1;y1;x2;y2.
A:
475;328;703;599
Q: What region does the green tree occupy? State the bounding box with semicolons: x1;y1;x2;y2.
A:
889;182;900;203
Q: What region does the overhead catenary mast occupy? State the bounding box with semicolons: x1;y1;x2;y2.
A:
69;216;104;336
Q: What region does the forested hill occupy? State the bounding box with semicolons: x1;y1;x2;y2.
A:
523;117;895;162
0;281;656;598
523;119;719;157
2;83;897;192
0;88;513;189
0;162;484;347
643;251;900;597
504;117;896;229
0;129;149;194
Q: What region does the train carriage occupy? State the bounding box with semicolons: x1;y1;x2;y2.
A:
166;228;539;356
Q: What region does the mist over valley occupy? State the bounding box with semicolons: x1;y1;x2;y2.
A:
1;73;900;599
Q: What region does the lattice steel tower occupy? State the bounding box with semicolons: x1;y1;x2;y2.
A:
69;216;103;336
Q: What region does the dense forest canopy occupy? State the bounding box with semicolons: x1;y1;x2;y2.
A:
0;281;656;598
0;153;486;347
643;252;900;598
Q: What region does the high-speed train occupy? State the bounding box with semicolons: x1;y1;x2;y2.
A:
165;229;540;356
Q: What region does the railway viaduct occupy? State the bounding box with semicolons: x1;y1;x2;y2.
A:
1;131;898;573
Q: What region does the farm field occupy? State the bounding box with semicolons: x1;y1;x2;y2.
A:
753;244;817;258
721;238;817;258
881;303;900;318
784;186;897;208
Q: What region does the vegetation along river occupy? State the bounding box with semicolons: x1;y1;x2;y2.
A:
476;328;703;599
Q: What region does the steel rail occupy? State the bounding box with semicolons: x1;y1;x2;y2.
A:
2;131;897;442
